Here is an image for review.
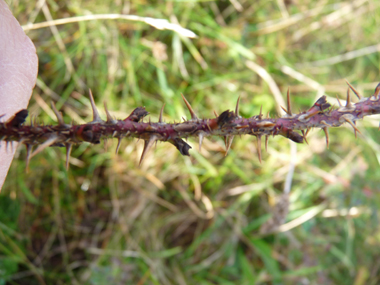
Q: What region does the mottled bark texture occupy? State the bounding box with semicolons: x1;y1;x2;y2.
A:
1;82;380;169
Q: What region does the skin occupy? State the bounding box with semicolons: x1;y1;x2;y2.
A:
0;0;38;190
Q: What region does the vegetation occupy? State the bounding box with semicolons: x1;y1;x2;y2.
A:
2;0;380;284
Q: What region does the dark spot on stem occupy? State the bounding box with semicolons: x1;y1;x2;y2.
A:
82;125;101;144
169;138;192;156
125;107;149;122
6;109;28;128
217;110;235;128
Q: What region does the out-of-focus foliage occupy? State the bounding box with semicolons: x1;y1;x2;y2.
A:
2;0;380;284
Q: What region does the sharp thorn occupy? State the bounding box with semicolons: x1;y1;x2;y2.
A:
50;102;65;125
30;135;58;159
345;87;352;109
116;137;123;154
236;124;249;129
198;132;204;151
301;130;309;145
256;135;262;164
336;95;342;106
321;120;329;126
265;135;269;152
322;127;329;149
343;117;361;135
88;89;103;123
224;135;234;156
213;110;219;118
304;111;319;120
258;105;263;120
374;83;380;99
159;104;165;123
104;101;114;123
235;96;241;117
65;143;72;170
181;93;198;120
345;79;362;99
287;88;292;115
206;122;212;132
139;136;157;166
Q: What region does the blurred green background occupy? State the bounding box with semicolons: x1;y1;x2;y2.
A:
2;0;380;284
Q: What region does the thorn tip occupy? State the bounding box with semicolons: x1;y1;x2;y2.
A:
159;104;165;123
139;136;157;166
89;89;103;123
345;79;362;99
104;102;115;123
286;88;292;116
235;96;241;117
322;127;329;149
256;135;262;164
181;94;198;120
224;135;234;156
65;143;73;170
344;117;361;135
198;132;204;151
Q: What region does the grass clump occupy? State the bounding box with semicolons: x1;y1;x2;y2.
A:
2;0;380;284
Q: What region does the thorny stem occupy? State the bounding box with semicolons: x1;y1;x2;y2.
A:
1;82;380;168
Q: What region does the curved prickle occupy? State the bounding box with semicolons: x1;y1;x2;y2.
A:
1;84;380;167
